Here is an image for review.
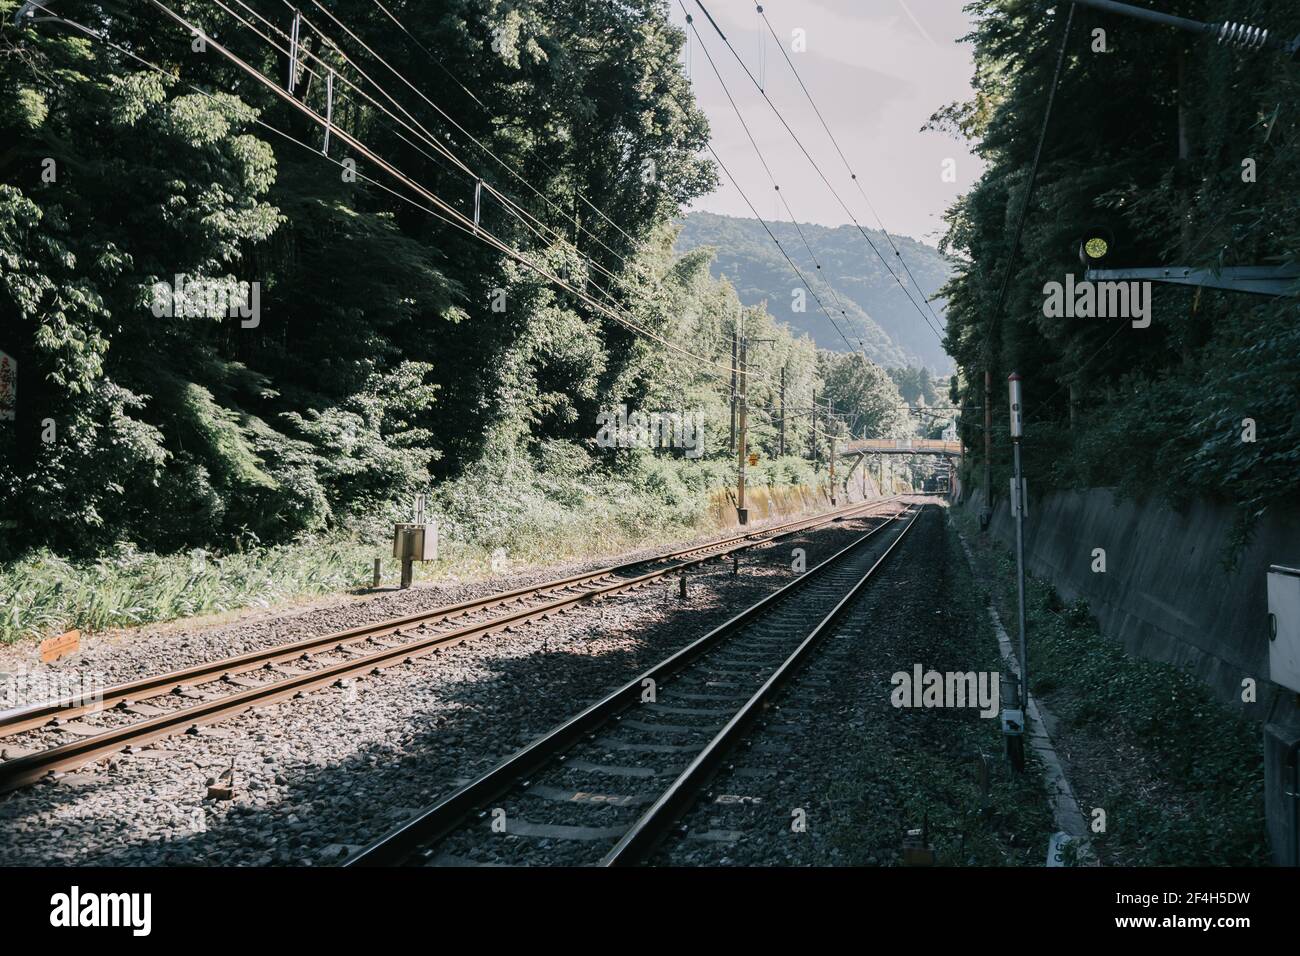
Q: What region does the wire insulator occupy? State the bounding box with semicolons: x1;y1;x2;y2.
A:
1216;21;1268;50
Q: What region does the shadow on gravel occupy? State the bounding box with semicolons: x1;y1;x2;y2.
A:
0;515;891;866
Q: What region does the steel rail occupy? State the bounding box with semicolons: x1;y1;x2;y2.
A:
0;499;904;792
343;506;918;866
602;507;920;865
0;496;900;739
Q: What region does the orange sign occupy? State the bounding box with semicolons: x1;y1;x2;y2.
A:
39;629;80;663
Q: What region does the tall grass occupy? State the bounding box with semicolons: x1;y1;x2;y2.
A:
0;453;825;644
0;542;377;643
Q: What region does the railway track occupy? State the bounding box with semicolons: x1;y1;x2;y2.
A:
0;496;904;793
344;502;923;867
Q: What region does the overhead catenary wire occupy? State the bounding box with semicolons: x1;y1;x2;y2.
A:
212;0;475;178
686;0;944;344
307;0;647;269
20;2;461;233
14;0;913;489
364;0;645;254
754;0;948;336
684;8;876;360
287;0;732;331
23;0;824;410
255;0;855;397
673;15;882;373
205;0;811;402
216;0;642;317
267;2;600;244
703;138;873;367
212;0;677;337
113;0;750;383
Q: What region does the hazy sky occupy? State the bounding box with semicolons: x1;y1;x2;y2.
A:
673;0;982;247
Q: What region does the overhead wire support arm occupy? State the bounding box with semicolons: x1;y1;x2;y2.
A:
1085;264;1300;296
129;0;740;383
1064;0;1300;59
287;8;302;95
322;68;334;154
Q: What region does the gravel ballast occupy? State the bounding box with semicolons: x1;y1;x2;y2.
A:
651;504;1053;867
0;508;894;865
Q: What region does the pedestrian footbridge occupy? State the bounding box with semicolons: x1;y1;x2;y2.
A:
839;438;962;458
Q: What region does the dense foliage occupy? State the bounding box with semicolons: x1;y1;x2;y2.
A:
936;0;1300;553
0;0;913;562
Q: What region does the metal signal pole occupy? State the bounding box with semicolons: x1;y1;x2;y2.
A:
829;432;837;505
982;368;993;530
1006;371;1029;772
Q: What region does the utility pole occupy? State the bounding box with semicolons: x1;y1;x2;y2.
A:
735;310;748;525
810;389;818;467
829;432;837;506
729;327;738;455
778;365;786;458
1006;371;1029;772
824;399;838;505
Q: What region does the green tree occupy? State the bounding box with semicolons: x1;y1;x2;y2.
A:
933;0;1300;552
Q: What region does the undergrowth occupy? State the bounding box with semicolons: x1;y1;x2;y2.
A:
953;507;1267;866
0;453;824;644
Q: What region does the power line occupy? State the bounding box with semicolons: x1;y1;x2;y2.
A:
132;0;747;382
754;0;947;336
220;1;811;403
316;0;646;264
363;0;647;256
209;0;681;343
683;7;877;361
214;0;478;186
284;0;822;397
282;0;770;359
687;0;943;344
23;0;815;407
702;138;871;366
211;0;642;320
673;13;880;372
272;2;631;271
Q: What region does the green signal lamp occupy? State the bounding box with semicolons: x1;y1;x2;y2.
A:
1078;226;1114;268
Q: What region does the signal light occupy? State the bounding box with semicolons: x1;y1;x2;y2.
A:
1078;226;1114;268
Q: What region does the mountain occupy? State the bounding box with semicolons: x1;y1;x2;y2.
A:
674;211;953;373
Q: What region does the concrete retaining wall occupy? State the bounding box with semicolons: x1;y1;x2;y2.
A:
976;488;1300;866
705;470;883;529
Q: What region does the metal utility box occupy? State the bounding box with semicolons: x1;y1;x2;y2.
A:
1267;566;1300;694
393;523;438;563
